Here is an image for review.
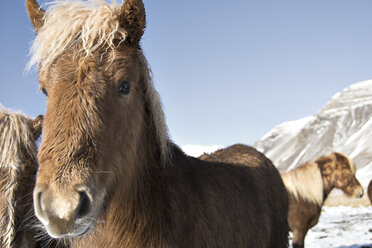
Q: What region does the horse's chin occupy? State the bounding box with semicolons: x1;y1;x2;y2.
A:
45;217;94;239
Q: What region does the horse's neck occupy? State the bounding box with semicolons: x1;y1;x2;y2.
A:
72;128;164;247
317;165;335;202
321;181;334;201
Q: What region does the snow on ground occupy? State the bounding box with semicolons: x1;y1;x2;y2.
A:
292;206;372;248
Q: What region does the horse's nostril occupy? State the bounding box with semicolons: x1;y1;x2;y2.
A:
37;191;43;211
357;191;364;198
76;191;91;219
34;186;48;222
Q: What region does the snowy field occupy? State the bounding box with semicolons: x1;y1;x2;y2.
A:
291;206;372;248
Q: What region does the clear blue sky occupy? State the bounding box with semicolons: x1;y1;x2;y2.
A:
1;0;372;147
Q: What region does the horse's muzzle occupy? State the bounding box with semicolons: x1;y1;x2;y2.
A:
354;186;364;199
33;184;94;238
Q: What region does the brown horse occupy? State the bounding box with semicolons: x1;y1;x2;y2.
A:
199;144;289;231
281;152;364;248
368;179;372;205
26;0;289;247
0;110;42;248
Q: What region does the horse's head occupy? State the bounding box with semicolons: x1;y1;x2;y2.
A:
26;0;167;239
317;152;363;198
0;111;43;247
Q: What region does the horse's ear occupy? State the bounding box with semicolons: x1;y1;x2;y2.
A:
26;0;45;30
119;0;146;45
334;152;356;173
29;115;44;140
334;152;348;166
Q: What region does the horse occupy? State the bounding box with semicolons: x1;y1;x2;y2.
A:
281;152;364;248
368;179;372;205
199;144;289;232
0;109;42;248
25;0;289;247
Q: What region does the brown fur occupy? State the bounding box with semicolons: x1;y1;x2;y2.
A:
26;0;289;247
368;179;372;205
282;152;364;248
199;143;273;167
199;144;289;241
0;111;42;248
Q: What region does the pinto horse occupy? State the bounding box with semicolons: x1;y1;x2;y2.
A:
26;0;289;247
0;110;42;248
281;152;364;248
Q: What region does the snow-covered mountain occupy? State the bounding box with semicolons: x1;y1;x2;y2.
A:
254;80;372;190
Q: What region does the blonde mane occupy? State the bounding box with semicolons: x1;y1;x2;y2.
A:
281;161;324;206
138;51;170;165
27;0;127;73
0;110;38;248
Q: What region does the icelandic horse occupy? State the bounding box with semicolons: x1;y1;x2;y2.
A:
281;152;364;248
26;0;289;247
0;109;42;248
199;143;289;235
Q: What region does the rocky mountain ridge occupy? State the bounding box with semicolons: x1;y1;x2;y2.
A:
254;80;372;191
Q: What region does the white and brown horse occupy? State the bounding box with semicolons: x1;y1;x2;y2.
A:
26;0;289;247
281;152;364;248
0;110;42;248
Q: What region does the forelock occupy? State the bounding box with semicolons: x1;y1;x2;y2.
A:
27;0;127;73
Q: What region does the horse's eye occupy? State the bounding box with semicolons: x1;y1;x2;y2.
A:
41;87;48;96
118;80;131;95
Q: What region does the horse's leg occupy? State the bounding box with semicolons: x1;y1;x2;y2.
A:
292;228;307;248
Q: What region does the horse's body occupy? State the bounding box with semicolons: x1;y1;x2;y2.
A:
0;110;42;248
281;152;364;248
199;144;289;243
368;179;372;205
26;0;289;247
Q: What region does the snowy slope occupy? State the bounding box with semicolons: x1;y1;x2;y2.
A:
254;80;372;189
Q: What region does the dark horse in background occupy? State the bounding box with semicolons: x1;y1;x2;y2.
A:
199;144;289;236
26;0;289;247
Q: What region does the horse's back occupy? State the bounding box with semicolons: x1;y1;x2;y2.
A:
163;144;288;248
199;143;272;167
